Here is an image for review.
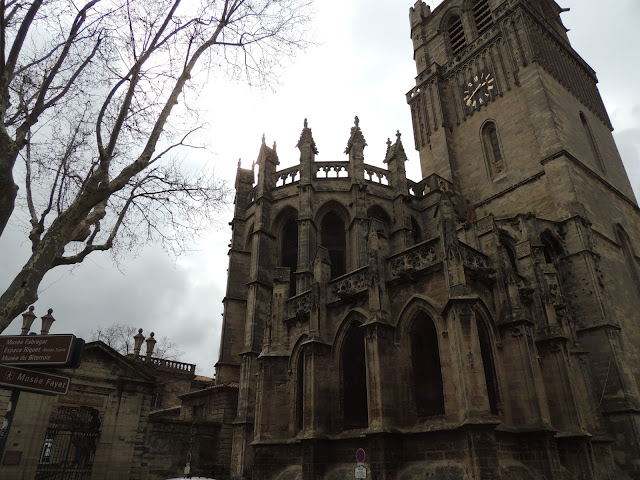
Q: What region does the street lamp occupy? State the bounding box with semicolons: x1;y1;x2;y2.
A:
184;422;197;478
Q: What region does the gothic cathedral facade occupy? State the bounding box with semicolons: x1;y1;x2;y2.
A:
215;1;640;479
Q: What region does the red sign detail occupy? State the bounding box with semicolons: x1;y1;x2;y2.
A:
356;448;365;463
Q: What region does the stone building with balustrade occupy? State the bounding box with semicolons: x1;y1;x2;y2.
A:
0;333;231;480
213;0;640;479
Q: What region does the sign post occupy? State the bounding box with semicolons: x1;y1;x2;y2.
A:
0;334;77;366
0;308;83;463
355;448;367;478
0;364;70;395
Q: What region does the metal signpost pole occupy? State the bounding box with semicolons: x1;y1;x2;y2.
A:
0;307;78;462
0;307;36;459
355;448;367;479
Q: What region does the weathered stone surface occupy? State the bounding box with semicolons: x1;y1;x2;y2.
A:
213;1;640;479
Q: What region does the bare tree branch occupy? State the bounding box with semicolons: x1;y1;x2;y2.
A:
0;0;313;330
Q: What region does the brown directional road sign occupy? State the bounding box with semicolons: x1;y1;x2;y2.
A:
0;334;74;366
0;364;70;395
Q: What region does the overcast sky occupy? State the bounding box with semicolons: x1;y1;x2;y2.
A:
1;0;639;377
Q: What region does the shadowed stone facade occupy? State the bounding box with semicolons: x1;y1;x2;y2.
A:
215;0;640;479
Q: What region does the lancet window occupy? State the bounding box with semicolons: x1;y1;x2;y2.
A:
482;121;505;179
477;316;499;414
580;112;605;173
411;217;422;246
341;322;368;429
447;14;467;55
281;217;298;297
616;225;640;294
321;212;346;279
410;312;445;417
296;352;305;431
473;0;493;35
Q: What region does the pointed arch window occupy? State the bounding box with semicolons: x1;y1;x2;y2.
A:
541;230;563;265
500;238;518;273
473;0;493;35
321;212;346;279
447;14;467;55
477;317;499;414
341;322;368;429
580;112;605;173
482;121;505;179
411;217;422;246
616;225;640;294
281;217;298;297
368;205;391;238
296;352;305;432
410;312;445;417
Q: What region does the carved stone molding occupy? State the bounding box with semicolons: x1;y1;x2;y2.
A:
285;291;312;319
327;269;370;303
389;239;440;278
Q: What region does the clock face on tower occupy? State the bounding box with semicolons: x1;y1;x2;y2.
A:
463;71;495;111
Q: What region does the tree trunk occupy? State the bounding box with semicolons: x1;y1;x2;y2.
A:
0;166;18;237
0;190;102;330
0;133;19;237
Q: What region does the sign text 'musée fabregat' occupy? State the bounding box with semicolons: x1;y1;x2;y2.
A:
0;335;74;366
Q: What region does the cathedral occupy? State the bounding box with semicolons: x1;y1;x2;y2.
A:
214;0;640;478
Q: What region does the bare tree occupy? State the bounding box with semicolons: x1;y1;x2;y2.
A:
91;324;184;360
0;0;313;330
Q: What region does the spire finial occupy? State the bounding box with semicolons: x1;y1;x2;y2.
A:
387;138;392;148
396;130;401;141
237;158;241;168
261;133;266;145
354;116;360;127
273;141;277;151
297;117;318;154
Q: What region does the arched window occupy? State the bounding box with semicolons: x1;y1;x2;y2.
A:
411;217;422;246
341;322;368;429
281;217;298;297
367;205;391;238
500;238;518;273
541;230;563;264
321;212;346;279
296;352;305;431
477;317;499;414
482;121;505;179
616;225;640;294
447;14;467;55
580;112;605;173
472;0;493;35
410;312;445;417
